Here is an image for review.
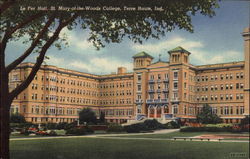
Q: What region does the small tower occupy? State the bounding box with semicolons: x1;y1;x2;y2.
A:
168;46;191;65
242;27;250;116
133;51;154;69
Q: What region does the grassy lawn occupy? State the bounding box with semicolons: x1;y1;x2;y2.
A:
109;131;248;139
10;137;249;159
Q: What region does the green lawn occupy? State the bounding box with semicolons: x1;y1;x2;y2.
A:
109;131;248;139
10;137;249;159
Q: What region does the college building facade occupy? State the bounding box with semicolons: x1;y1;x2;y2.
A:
9;28;250;124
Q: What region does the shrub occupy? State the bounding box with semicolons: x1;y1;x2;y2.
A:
144;119;166;130
84;126;94;133
45;123;57;130
56;122;68;130
165;121;180;129
124;119;166;133
107;123;124;132
66;128;86;135
49;130;57;136
180;126;232;132
64;122;77;130
124;123;146;133
66;126;94;135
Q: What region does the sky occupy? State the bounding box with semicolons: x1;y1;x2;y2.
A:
6;0;250;75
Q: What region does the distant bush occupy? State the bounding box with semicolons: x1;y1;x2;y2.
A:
66;127;86;135
66;126;94;135
165;121;181;129
180;126;232;132
205;123;233;128
124;119;165;133
181;123;249;132
56;122;68;130
49;130;57;136
107;123;124;133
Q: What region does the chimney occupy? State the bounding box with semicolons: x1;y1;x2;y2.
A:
117;67;127;74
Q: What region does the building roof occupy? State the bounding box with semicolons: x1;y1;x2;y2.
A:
132;51;154;59
168;46;191;55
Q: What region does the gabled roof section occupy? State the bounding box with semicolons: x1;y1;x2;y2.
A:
132;51;154;59
168;46;191;55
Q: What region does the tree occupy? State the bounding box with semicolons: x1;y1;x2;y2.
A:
99;111;105;124
0;0;219;158
10;113;26;123
196;104;223;124
79;108;97;124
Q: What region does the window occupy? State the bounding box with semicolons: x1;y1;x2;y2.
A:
224;106;229;115
221;84;224;90
236;83;239;89
220;94;224;100
240;83;244;89
230;84;233;89
236;73;240;79
236;94;240;100
240;106;244;114
137;74;141;81
150;75;154;80
174;72;178;79
226;94;229;100
184;106;187;114
173;82;178;90
230;74;233;79
220;74;224;80
184;82;187;89
197;76;200;82
173;105;178;114
240;72;244;78
215;75;218;80
158;74;161;80
184;72;187;79
240;94;244;99
212;107;217;114
137;85;141;91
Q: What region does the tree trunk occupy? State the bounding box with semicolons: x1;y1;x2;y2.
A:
0;61;10;159
0;99;10;159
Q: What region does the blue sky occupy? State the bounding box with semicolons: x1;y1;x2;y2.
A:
6;1;250;74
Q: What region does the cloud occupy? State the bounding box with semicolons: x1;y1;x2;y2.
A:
131;35;243;65
59;28;94;52
45;55;133;74
189;49;242;65
131;36;204;55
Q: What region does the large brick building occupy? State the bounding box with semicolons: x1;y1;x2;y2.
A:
9;28;249;124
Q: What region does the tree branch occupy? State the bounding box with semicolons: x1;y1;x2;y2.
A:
1;12;43;58
9;13;78;100
6;14;56;73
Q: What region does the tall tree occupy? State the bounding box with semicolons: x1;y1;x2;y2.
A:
79;108;97;124
196;104;223;124
0;0;219;158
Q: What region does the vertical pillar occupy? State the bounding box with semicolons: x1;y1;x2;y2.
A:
147;107;150;118
161;106;164;118
242;28;250;116
154;107;157;118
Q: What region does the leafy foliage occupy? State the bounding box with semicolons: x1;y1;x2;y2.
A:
79;108;97;124
124;119;166;133
10;113;26;123
99;111;105;123
196;104;223;124
1;0;220;50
